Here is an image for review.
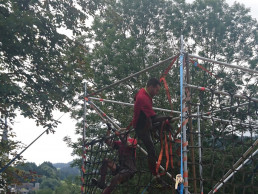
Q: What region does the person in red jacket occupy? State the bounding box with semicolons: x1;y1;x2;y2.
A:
133;78;170;177
92;124;137;194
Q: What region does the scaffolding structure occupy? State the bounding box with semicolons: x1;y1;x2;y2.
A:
81;36;258;194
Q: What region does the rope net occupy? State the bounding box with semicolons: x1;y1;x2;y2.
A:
186;84;258;194
82;106;177;194
82;55;258;194
185;57;258;194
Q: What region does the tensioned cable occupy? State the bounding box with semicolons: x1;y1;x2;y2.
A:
88;97;181;114
0;113;66;174
86;55;179;97
86;100;174;180
188;54;258;74
208;139;258;194
185;84;258;102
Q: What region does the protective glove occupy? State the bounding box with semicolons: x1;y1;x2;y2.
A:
106;123;112;131
152;115;172;123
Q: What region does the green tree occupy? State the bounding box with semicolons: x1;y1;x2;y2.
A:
55;176;80;194
39;177;60;191
0;0;102;128
16;162;38;172
0;120;25;191
38;162;58;179
69;0;182;142
0;0;100;188
36;188;53;194
68;0;185;193
66;0;257;193
185;0;258;104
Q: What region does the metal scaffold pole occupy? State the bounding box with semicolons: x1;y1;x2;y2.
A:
197;104;204;194
188;54;258;74
88;97;181;115
208;139;258;194
85;100;175;180
184;84;258;102
87;55;178;97
186;53;197;193
180;35;189;194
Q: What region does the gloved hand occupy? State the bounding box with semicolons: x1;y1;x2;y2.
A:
152;115;172;123
106;123;112;131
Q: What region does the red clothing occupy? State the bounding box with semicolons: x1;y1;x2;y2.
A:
133;88;156;128
113;138;137;156
113;138;137;171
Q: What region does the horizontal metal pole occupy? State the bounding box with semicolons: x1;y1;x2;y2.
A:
189;54;258;74
201;102;250;116
185;84;258;102
89;97;257;127
85;100;174;179
192;114;257;128
191;102;257;126
88;97;181;114
87;100;121;130
87;55;179;97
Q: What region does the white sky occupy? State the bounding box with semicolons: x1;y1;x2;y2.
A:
10;0;258;166
13;112;79;165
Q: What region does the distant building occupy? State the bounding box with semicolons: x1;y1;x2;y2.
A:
35;182;40;190
19;188;29;194
8;182;40;194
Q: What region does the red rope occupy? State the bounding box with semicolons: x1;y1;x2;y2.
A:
156;122;165;174
190;59;220;79
169;131;174;169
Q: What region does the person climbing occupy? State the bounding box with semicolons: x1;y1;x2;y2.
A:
133;78;171;178
92;123;137;194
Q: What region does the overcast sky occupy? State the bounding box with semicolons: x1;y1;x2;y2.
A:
11;0;258;166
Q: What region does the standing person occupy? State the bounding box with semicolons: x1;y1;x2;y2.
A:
133;78;170;178
92;124;137;194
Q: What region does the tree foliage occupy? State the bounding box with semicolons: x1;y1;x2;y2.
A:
67;0;257;193
0;0;98;128
0;0;257;193
11;161;80;193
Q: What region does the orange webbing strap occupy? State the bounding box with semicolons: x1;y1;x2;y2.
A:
156;122;165;174
165;131;169;170
183;171;189;187
169;131;174;169
174;138;182;156
156;122;170;175
175;105;187;139
160;55;179;78
159;55;178;116
160;78;173;115
190;59;219;79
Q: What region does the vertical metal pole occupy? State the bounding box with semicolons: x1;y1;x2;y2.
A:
81;82;87;194
186;53;197;193
197;104;203;194
180;35;189;194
